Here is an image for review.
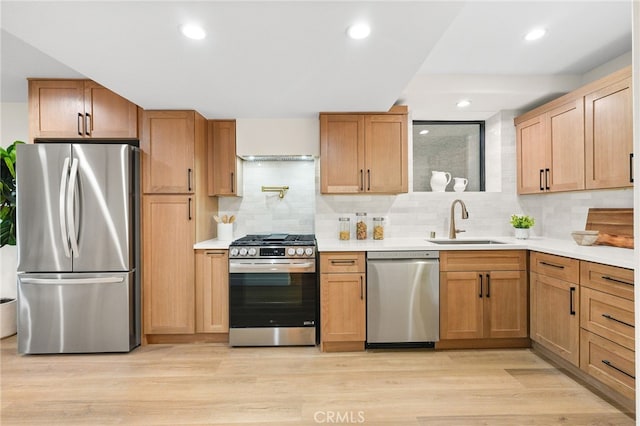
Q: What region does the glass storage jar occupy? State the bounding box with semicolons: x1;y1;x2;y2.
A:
373;217;385;240
338;217;351;240
355;212;368;240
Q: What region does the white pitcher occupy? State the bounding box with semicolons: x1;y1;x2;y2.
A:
430;171;451;192
453;177;468;192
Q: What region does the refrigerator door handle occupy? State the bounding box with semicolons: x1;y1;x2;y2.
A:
67;158;80;258
21;276;125;285
58;157;71;258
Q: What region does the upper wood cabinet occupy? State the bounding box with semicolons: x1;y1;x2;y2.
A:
28;79;138;141
585;76;633;189
514;66;632;194
141;110;200;194
320;107;408;194
208;120;242;196
516;99;585;194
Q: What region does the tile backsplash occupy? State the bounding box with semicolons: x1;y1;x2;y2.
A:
219;109;633;242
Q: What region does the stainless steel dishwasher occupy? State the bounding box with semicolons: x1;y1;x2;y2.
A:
366;251;439;348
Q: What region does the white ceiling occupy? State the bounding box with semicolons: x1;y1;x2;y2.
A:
0;1;633;121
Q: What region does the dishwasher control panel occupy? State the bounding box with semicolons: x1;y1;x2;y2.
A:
367;251;439;260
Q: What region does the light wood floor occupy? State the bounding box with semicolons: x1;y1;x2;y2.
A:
0;335;634;425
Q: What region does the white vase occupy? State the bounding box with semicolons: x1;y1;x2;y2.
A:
453;177;468;192
430;171;452;192
1;299;16;338
514;228;530;239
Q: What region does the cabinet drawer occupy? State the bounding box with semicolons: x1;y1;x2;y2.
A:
581;287;634;350
320;252;365;273
580;261;634;301
580;329;635;401
530;252;579;282
440;250;526;272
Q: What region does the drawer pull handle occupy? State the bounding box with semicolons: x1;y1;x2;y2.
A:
360;276;364;300
602;275;633;286
478;274;483;298
205;251;226;256
602;360;635;380
569;287;576;316
330;260;356;265
540;261;565;269
601;314;634;328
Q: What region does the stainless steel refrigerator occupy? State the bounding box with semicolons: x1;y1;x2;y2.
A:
16;142;140;354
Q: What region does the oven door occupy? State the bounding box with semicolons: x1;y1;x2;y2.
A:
229;259;317;329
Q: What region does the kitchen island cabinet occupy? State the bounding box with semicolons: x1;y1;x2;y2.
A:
28;79;138;141
319;252;366;352
438;250;528;349
320;106;408;194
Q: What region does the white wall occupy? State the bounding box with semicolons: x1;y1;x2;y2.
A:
0;102;28;299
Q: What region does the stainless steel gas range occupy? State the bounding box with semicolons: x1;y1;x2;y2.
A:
228;234;318;347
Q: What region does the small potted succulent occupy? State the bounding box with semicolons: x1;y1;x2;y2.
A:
510;214;535;239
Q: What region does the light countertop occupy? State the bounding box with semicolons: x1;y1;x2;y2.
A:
194;236;635;270
316;236;635;270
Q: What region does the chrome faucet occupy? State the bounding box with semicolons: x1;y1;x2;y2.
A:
449;199;469;239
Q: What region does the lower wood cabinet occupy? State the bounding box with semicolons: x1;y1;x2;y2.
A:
530;252;580;366
319;252;366;352
579;261;635;402
195;250;229;333
439;251;528;346
143;195;195;334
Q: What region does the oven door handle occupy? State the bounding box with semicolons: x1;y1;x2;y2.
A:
229;262;315;273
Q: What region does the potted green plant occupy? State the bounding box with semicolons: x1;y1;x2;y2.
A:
510;214;535;239
1;140;24;338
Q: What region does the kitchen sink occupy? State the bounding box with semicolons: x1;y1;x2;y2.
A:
428;239;506;245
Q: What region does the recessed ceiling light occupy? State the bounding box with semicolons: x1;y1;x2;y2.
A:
456;99;471;108
180;24;206;40
347;23;371;40
419;129;429;135
524;27;546;42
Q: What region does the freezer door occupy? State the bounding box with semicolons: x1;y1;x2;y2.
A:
71;144;135;272
16;144;73;272
17;272;138;354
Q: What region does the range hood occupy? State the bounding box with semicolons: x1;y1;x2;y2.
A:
236;118;320;160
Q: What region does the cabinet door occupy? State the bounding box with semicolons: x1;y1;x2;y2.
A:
320;273;366;342
516;115;546;194
531;272;579;366
207;120;238;196
84;81;138;138
585;77;633;189
364;114;408;193
141;111;195;194
143;195;195;334
28;80;85;140
320;114;365;193
195;250;229;333
484;270;528;338
440;271;484;339
547;99;585;192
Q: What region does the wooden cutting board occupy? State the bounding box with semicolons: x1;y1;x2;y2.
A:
585;208;634;248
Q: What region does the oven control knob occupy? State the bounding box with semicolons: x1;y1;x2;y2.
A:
248;248;257;256
296;248;305;256
287;248;296;256
239;248;248;256
304;248;314;256
230;248;239;257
